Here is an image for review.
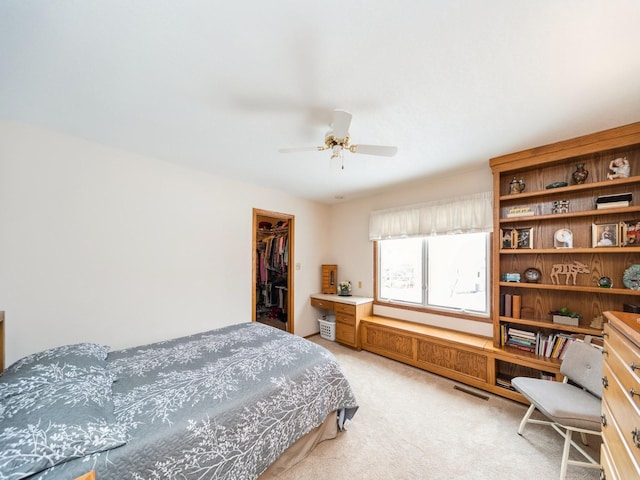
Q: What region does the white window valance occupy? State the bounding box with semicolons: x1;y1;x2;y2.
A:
369;191;493;240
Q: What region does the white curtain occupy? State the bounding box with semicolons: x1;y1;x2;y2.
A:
369;191;493;240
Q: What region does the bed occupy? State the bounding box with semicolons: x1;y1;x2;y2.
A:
0;322;358;480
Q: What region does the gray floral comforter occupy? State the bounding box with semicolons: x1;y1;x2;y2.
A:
32;322;358;480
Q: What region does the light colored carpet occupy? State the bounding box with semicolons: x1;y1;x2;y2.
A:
276;335;601;480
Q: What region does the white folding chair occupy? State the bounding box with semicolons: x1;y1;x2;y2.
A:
511;340;603;480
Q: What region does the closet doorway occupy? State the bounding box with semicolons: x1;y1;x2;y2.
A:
252;208;294;334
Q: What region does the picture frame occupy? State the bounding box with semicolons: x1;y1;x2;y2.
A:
500;228;515;249
592;223;619;247
514;227;533;249
620;220;640;246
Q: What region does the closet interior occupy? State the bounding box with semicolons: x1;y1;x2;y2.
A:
252;209;294;333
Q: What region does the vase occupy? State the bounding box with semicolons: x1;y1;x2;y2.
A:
572;163;589;184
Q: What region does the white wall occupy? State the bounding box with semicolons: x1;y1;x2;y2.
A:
0;120;331;364
328;164;495;336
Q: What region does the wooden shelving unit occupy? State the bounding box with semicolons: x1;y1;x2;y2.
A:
489;121;640;398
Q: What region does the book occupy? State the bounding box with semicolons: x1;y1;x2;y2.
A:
504;294;512;317
597;201;630;209
596;192;633;204
512;295;521;319
507;327;536;339
499;293;506;316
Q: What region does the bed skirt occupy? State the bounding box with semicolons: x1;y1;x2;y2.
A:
259;411;339;478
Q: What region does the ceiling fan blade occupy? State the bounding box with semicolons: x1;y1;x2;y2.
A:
278;146;325;153
331;110;352;140
349;144;398;157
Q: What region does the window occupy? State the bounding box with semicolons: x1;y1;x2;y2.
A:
377;232;489;316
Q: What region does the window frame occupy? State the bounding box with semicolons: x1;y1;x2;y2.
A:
373;233;492;323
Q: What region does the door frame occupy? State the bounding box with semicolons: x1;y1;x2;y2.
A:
252;208;295;334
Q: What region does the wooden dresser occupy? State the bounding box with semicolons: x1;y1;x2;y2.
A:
601;311;640;478
310;294;373;349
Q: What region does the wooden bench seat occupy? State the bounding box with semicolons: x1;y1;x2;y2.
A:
360;315;495;393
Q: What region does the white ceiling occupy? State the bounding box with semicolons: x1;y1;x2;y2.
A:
1;1;640;204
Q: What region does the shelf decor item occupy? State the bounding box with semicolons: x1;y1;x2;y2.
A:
551;200;569;214
509;177;525;194
592;223;619;247
502;272;521;282
606;156;630;179
597;276;613;288
500;228;515;249
514;227;533;249
545;181;568;189
553;228;573;248
621;221;640;246
506;206;534;217
523;267;542;283
550;307;582;327
549;261;590;285
623;265;640;290
571;163;589;184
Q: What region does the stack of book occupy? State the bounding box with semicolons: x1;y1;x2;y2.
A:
596;192;632;209
496;376;516;391
503;325;537;353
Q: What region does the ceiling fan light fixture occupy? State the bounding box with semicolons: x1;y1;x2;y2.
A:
278;109;397;163
330;144;343;159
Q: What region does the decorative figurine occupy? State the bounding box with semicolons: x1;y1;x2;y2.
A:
550;261;590;285
551;200;570;214
607;157;630;179
509;177;525;194
572;163;589;184
590;315;604;329
597;276;613;288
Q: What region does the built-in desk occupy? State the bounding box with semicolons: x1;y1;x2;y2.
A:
310;294;373;349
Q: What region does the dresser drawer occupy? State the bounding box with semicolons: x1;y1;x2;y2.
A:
336;323;356;346
603;363;640;467
606;323;640;376
601;438;620;480
336;312;356;326
604;334;640;411
334;303;356;315
310;298;335;310
602;398;640;477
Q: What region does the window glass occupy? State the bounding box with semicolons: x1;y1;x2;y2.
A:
378;233;489;316
379;238;423;304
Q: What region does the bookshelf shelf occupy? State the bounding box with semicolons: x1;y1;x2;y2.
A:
498;316;602;334
498;281;640;295
500;205;640;223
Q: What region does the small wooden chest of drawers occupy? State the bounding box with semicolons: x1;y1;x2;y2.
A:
601;311;640;479
310;294;373;349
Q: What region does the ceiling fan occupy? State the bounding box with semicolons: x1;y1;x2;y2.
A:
278;110;397;167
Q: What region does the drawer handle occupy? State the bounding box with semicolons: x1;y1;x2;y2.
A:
631;388;640;399
631;362;640;372
601;414;607;427
602;376;608;389
632;428;640;448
